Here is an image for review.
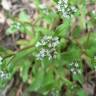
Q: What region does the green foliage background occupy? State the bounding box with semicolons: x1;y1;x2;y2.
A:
0;0;96;96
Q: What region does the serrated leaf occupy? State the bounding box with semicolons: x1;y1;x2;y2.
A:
56;19;70;37
29;68;44;91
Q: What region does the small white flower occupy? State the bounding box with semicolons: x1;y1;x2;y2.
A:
71;6;77;12
41;36;48;45
47;36;52;40
35;42;41;47
58;0;62;4
40;48;46;53
53;41;59;47
70;68;74;72
0;71;9;80
73;71;76;75
69;61;82;75
64;4;68;8
57;0;77;18
48;43;52;48
39;49;46;57
0;56;3;61
69;62;74;66
36;54;44;60
63;0;68;4
52;37;59;47
78;69;81;74
36;48;47;60
48;55;52;60
53;37;59;41
63;12;69;18
74;62;79;68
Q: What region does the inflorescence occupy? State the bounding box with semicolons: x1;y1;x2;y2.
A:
57;0;77;18
35;35;59;60
0;71;9;80
69;61;82;75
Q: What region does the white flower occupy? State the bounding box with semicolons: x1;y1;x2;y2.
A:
78;69;81;74
63;0;68;4
36;48;46;60
39;49;46;56
52;37;59;47
71;6;77;12
48;43;52;48
70;68;74;72
63;13;70;18
52;37;59;41
69;61;82;75
48;55;52;60
35;42;41;47
73;71;76;75
64;4;68;8
74;62;79;68
36;53;44;60
47;36;52;40
0;71;9;80
69;62;74;66
57;0;77;18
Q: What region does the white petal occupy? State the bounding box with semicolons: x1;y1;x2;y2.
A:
1;0;12;11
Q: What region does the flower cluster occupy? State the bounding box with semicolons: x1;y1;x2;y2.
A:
57;0;77;18
69;61;81;75
0;71;9;80
35;35;59;60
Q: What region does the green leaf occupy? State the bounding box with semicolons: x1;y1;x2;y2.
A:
77;89;87;96
29;68;44;91
21;60;30;82
19;11;30;22
56;19;70;37
11;48;35;64
53;0;59;3
41;71;55;91
62;46;81;64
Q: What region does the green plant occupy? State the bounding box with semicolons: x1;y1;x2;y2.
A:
0;0;96;96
